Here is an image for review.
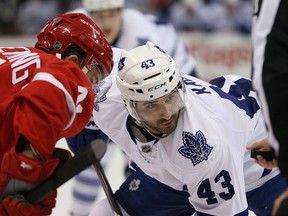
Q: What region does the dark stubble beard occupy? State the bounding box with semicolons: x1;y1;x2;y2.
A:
141;112;180;138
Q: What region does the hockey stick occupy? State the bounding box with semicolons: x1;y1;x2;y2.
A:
93;158;123;216
275;197;288;216
24;139;107;203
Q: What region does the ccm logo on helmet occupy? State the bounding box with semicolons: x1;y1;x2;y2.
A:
148;82;166;92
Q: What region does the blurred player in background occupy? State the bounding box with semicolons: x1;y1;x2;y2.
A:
0;13;113;216
74;0;197;76
67;0;199;215
90;41;286;216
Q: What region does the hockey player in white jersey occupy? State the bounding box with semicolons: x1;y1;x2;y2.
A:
67;0;198;215
66;47;123;216
250;0;288;215
88;42;286;216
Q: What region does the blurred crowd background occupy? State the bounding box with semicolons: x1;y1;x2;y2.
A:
0;0;253;81
0;0;252;35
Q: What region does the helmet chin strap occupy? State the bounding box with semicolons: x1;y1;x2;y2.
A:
144;123;167;138
133;119;169;139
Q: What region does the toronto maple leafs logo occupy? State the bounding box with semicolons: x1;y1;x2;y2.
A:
93;80;107;111
129;179;141;191
118;57;125;71
154;44;166;54
178;130;213;166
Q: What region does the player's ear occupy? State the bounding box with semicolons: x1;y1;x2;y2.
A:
65;54;81;66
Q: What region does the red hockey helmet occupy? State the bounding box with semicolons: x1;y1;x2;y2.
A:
35;13;113;76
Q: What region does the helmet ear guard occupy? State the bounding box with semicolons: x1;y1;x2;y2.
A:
35;13;113;78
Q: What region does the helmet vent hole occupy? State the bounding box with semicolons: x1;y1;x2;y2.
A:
128;89;143;94
144;73;161;80
54;20;63;28
70;14;78;19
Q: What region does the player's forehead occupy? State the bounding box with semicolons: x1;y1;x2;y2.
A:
90;8;120;16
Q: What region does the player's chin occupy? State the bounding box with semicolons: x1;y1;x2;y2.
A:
160;124;177;135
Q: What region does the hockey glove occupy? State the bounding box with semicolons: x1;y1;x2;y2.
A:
0;147;71;197
66;127;109;154
0;190;57;216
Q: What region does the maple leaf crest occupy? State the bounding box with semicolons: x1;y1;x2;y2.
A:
129;179;141;191
118;56;125;71
178;130;213;166
93;80;107;112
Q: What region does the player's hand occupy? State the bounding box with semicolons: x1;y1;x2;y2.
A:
273;189;288;216
247;138;278;169
0;147;71;199
0;190;57;216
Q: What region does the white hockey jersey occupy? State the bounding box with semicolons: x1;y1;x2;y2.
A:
93;48;280;215
116;9;196;76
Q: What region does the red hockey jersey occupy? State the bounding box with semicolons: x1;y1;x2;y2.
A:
0;47;94;161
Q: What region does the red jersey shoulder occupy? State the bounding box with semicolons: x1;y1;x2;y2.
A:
0;46;93;111
0;46;94;140
0;46;91;88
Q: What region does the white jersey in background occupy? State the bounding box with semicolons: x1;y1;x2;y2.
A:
70;8;197;77
115;9;196;76
93;62;281;215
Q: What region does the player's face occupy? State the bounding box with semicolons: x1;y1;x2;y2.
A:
86;65;105;85
135;90;181;136
89;9;122;44
65;54;106;85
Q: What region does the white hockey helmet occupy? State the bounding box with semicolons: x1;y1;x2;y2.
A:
116;41;185;121
83;0;125;11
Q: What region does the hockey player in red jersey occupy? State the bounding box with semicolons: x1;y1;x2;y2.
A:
0;13;113;215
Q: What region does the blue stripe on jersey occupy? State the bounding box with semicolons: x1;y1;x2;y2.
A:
261;168;272;178
72;190;97;203
246;174;287;216
209;76;260;118
115;164;195;216
75;172;102;186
